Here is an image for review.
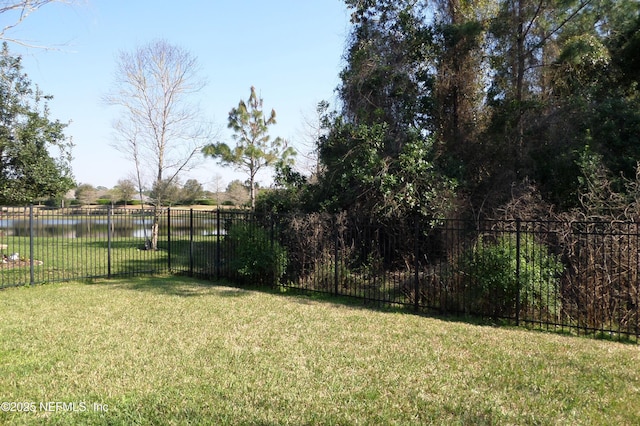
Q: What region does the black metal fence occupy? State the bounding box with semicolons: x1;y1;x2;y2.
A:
0;206;258;286
273;214;640;342
1;206;639;341
0;206;166;286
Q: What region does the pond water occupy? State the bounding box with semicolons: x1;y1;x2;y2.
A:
0;217;221;238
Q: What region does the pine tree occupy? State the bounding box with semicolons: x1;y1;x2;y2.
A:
203;86;295;210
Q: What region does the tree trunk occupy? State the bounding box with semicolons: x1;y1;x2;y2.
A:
249;169;256;210
151;206;160;250
515;0;526;178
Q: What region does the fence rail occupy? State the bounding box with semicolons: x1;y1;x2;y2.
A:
273;214;640;342
1;206;638;341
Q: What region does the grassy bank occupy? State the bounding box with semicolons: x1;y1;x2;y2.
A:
1;277;639;425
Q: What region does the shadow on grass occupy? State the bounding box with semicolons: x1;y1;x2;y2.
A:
221;281;640;344
87;275;639;344
87;275;251;299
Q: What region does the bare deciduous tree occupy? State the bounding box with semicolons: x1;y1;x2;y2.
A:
1;0;80;48
104;39;211;250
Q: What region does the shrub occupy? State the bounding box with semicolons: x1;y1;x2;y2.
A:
225;223;287;286
459;234;563;319
44;198;63;207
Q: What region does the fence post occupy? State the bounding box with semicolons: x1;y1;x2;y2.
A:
334;218;339;296
107;205;112;278
270;215;276;285
189;208;194;277
414;218;420;311
216;208;221;280
167;207;171;273
515;218;521;326
29;205;34;286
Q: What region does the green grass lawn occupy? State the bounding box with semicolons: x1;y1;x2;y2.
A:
1;277;639;425
0;236;212;288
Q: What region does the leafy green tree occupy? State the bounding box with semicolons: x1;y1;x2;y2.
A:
533;0;640;209
225;180;250;207
341;0;433;143
454;0;622;212
315;1;455;220
614;13;640;84
255;162;309;214
317;117;455;219
316;0;640;218
481;0;585;196
149;179;181;207
180;178;204;205
0;43;74;205
113;178;136;205
74;183;98;205
431;0;488;187
203;86;295;210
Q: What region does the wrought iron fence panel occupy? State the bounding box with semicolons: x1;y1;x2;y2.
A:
274;215;639;341
0;206;169;287
1;206;638;341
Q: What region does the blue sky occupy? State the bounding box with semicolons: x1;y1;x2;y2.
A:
7;0;350;190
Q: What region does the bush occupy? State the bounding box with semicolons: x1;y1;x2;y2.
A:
44;198;63;208
225;223;287;286
459;234;563;319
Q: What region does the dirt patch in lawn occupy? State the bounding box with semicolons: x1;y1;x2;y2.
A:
0;259;43;269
